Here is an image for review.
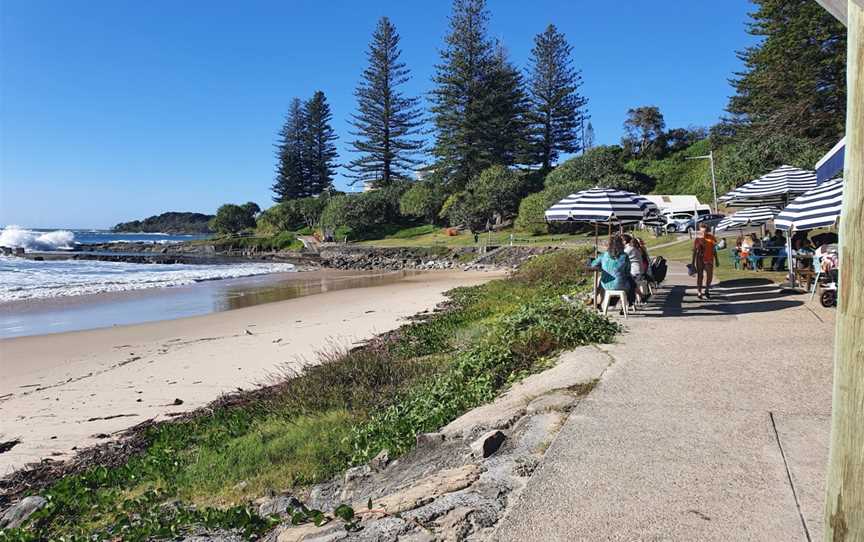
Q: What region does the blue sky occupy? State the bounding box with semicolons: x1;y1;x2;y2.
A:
0;0;756;229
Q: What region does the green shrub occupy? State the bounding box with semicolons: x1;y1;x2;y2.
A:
209;203;258;235
320;183;411;238
447;166;528;230
513;248;593;288
350;297;619;462
399;182;446;224
213;232;302;252
544;146;655;194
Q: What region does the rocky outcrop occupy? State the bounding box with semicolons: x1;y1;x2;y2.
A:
318;246;557;272
0;495;46;529
259;345;611;542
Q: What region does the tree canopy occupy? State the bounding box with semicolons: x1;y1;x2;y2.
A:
346;17;424;188
525;24;587;170
726;0;846;146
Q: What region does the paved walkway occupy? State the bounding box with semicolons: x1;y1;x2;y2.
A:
495;264;835;541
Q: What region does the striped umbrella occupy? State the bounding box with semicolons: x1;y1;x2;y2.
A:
544;187;648;223
720;165;817;208
545;187;649;311
775;178;843;232
715;206;781;232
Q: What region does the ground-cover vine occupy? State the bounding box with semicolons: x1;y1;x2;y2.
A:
0;248;618;542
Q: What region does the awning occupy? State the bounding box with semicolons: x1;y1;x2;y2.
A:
815;137;845;184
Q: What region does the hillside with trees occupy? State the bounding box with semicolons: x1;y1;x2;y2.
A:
246;0;846;244
112;212;214;234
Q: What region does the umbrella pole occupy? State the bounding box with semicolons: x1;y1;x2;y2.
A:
593;223;599;310
786;232;795;287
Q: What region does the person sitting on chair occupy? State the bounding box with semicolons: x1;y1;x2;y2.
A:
591;235;632;309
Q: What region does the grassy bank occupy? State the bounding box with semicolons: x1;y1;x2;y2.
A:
211;232;304;252
650;235;787;283
2;249;619;542
358;223;679;249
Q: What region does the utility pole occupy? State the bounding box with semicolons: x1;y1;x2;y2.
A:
685;151;719;213
813;1;864;540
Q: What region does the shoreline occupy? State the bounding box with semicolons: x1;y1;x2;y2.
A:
0;269;505;475
0;268;423;338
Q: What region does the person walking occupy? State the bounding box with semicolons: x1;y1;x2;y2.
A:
692;223;719;299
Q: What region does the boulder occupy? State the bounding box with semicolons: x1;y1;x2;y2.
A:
0;495;47;529
470;430;507;459
365;464;481;515
258;494;304;518
437;506;474;542
369;449;390;472
415;432;445;449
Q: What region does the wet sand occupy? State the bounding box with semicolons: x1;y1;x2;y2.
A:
0;269;427;339
0;270;505;475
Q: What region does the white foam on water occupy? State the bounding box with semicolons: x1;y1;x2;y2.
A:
0;225;76;250
0;258;296;302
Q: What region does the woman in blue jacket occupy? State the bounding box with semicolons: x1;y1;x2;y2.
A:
591;235;633;304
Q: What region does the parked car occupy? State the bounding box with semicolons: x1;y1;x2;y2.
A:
663;213;697;233
682;213;726;232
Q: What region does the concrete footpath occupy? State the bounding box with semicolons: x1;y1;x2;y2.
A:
495;265;835;541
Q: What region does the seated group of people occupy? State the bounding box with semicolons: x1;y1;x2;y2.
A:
736;229;830;274
590;233;652;308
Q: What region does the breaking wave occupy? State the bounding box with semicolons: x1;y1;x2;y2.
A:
0;258;296;302
0;226;76;251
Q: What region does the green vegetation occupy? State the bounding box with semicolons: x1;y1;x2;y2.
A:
112;212;214;234
525;24;588;170
211;232;303;253
345;17;424;188
650;235;787;283
209;202;260;235
726;0;845;147
3;249;617;541
272;91;338;201
251;0;845;248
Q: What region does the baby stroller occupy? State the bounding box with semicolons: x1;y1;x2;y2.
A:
819;269;837;308
820;281;837;308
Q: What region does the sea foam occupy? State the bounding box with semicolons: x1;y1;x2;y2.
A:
0;258;296;302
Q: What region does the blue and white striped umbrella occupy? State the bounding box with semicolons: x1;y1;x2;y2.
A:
720;165;817;208
544;187;648;223
715;206;781;232
775;178;843;232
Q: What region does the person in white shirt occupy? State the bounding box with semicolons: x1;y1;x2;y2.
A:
622;235;643;279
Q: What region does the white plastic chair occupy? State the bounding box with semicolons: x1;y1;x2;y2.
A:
602;290;629;318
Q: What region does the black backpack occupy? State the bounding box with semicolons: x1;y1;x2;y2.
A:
650;256;668;283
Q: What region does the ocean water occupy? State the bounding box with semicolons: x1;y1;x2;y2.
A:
0;226;294;303
0;225;210;250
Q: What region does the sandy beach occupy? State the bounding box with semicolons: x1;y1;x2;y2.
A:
0;269;504;475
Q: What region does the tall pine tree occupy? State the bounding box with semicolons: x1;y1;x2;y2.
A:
272;98;308;202
727;0;846;145
303;91;339;195
346;17;424;188
430;0;525;192
486;44;531;167
526;24;587;170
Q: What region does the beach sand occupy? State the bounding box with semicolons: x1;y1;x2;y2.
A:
0;269;504;475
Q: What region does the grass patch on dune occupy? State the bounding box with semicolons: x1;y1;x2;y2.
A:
212;232;304;252
3;247;619;542
651;234;788;283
